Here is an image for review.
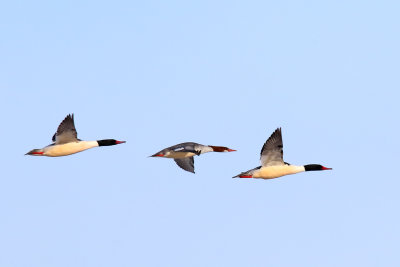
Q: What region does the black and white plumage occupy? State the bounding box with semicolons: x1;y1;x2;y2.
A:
233;128;332;179
26;114;126;157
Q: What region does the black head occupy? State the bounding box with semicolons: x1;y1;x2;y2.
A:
97;139;126;146
304;164;332;171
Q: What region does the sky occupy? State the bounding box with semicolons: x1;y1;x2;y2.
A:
1;0;400;266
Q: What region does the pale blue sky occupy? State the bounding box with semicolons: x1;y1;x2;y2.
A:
1;0;399;266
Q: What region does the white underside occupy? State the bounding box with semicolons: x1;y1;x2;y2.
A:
43;141;99;157
253;165;305;179
164;151;196;158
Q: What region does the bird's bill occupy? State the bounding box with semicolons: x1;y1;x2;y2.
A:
115;140;126;144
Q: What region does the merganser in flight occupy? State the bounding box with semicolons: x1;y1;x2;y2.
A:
233;128;331;179
150;142;236;173
26;114;126;157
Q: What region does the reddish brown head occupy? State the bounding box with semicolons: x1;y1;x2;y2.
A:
209;146;236;152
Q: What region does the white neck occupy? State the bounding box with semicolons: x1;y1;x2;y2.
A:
197;145;213;154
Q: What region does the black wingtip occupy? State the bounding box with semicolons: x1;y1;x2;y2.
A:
60;113;74;123
267;127;282;141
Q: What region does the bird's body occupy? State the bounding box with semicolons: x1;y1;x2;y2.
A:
248;165;305;179
233;128;331;179
163;151;197;159
151;142;235;173
158;142;210;158
26;114;125;157
39;141;99;157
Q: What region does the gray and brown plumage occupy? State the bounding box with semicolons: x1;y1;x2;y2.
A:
150;142;236;173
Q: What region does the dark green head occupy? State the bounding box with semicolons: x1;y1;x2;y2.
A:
97;139;126;146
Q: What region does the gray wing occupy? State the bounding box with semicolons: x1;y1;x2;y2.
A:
174;157;195;173
52;114;79;144
169;142;202;155
260;128;284;167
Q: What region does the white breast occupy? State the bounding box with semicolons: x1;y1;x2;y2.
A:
43;141;99;157
253;165;305;179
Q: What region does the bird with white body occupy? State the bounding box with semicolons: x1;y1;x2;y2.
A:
26;114;126;157
233;128;331;179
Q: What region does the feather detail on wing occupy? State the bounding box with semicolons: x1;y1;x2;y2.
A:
260;128;284;167
53;114;79;144
174;157;195;173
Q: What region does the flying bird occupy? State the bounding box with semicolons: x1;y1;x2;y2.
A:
150;142;236;173
233;128;331;179
26;114;126;157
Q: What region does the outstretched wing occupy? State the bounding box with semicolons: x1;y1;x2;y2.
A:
260;128;284;167
174;157;195;173
52;114;79;144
